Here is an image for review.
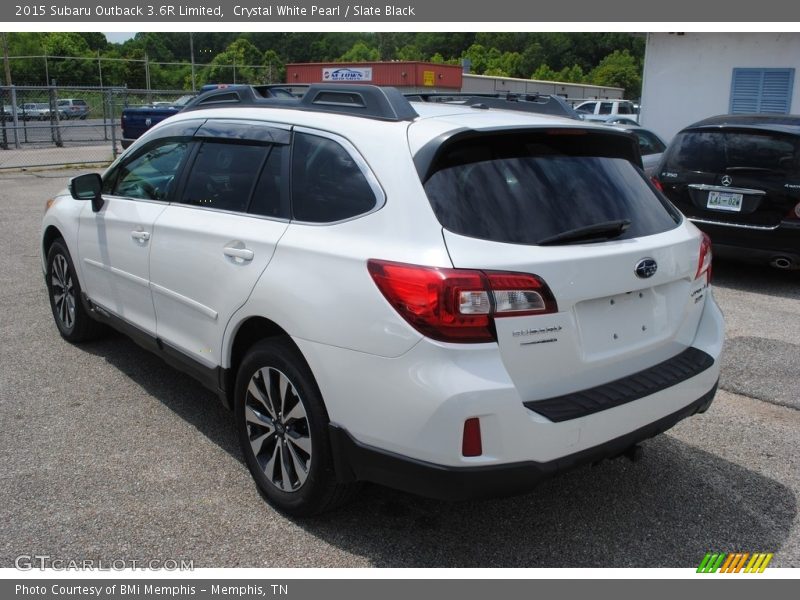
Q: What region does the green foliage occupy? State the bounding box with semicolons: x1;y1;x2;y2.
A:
588;49;642;98
336;42;380;63
3;32;645;95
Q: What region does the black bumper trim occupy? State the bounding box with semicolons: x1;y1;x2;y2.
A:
329;382;717;501
523;347;715;422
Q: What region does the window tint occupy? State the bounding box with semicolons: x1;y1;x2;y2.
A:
665;130;800;174
291;132;377;222
423;132;680;245
198;92;240;105
635;130;666;155
181;141;269;212
113;141;189;200
599;102;613;115
249;145;289;219
576;102;595;113
618;102;633;115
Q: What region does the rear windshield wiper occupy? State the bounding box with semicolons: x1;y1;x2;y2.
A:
537;219;632;246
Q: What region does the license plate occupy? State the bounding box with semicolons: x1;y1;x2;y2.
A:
707;191;743;212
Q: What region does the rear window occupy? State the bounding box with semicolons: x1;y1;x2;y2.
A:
423;132;680;245
664;129;800;174
635;130;666;155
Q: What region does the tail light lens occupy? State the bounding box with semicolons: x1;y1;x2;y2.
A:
651;175;664;193
367;259;557;343
695;232;713;283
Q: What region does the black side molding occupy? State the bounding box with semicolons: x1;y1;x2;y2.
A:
80;292;231;409
524;347;715;422
329;383;717;501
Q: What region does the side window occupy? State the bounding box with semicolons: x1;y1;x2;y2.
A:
113;140;190;201
599;102;613;115
618;102;632;115
181;141;269;213
576;102;595;114
249;145;289;219
291;132;378;223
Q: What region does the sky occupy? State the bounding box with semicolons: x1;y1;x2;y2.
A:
103;32;136;44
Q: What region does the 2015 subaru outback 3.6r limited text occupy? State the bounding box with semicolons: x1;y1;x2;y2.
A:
41;85;724;515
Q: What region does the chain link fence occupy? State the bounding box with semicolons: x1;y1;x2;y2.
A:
0;86;188;169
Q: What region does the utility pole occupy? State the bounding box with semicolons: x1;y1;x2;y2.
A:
144;51;151;103
189;32;196;91
1;32;11;86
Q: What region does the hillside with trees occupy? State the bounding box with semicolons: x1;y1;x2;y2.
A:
2;32;645;97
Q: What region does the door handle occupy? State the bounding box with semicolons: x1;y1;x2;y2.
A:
223;246;254;262
131;230;150;242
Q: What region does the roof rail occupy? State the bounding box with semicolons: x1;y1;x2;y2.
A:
406;92;581;120
301;84;419;121
183;83;419;122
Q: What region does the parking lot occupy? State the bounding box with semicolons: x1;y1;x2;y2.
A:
0;167;798;568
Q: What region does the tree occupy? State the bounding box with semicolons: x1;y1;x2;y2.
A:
336;42;380;63
262;49;285;84
589;49;642;98
396;44;424;62
531;64;559;81
42;33;95;85
201;38;263;85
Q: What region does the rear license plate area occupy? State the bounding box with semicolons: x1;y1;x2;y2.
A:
707;190;743;212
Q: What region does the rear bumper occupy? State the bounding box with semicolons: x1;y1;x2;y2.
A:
330;383;717;501
690;218;800;266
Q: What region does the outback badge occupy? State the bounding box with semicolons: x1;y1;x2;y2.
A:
635;258;658;279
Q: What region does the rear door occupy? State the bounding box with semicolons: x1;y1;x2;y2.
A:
659;128;800;228
148;120;290;368
420;129;708;400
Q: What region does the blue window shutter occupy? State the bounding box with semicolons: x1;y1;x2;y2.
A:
730;68;794;114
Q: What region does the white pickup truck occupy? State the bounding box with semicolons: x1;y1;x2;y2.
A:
574;99;639;123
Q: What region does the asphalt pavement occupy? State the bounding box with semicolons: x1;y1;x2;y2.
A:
0;168;798;568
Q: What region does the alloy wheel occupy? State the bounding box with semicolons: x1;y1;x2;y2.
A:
51;254;76;330
245;367;312;492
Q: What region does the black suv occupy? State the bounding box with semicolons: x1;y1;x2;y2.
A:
654;114;800;270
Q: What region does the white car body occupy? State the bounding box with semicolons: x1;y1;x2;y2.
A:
41;86;723;511
575;99;639;123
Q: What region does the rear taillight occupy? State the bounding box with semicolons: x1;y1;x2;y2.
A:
367;259;557;343
695;232;713;283
651;175;664;193
786;201;800;220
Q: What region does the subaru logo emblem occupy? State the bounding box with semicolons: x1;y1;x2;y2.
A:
635;258;658;279
721;175;733;187
145;118;152;127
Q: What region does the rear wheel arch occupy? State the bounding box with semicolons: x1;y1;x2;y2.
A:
226;317;310;400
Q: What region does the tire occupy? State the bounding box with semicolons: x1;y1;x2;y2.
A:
46;239;106;343
235;337;358;516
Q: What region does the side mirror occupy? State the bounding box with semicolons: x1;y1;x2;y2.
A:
69;173;104;213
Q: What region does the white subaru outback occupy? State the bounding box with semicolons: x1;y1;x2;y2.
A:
41;85;724;515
